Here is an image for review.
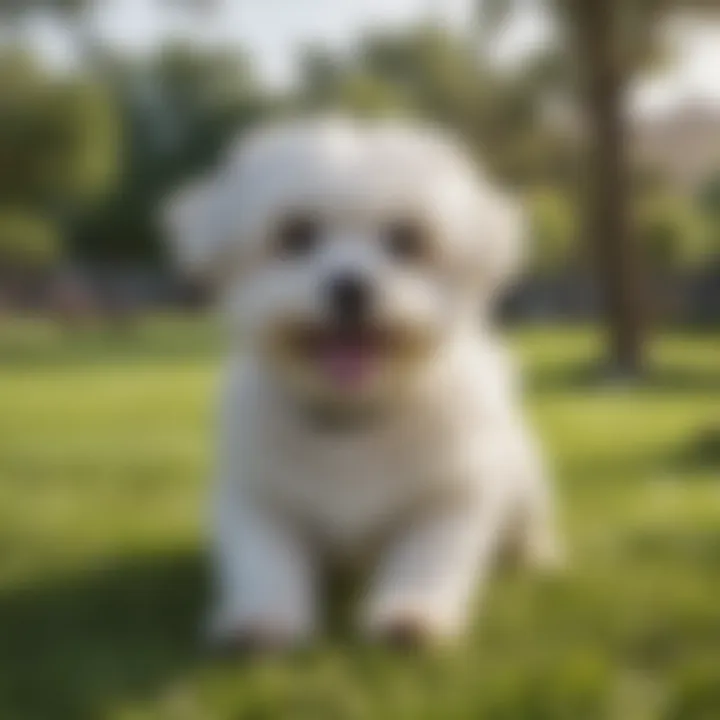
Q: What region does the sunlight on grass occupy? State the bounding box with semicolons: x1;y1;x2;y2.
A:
0;317;718;719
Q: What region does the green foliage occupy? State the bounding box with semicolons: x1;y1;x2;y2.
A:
637;193;711;270
528;188;578;273
698;172;720;214
72;43;266;264
0;49;117;268
333;73;412;118
297;25;573;187
697;171;720;251
0;50;118;209
299;26;484;125
0;208;59;268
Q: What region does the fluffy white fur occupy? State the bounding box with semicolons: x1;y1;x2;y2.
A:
165;117;562;647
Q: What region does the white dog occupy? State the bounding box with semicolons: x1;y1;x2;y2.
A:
165;117;562;650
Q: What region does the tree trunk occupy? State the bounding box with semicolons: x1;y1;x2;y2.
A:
572;0;645;378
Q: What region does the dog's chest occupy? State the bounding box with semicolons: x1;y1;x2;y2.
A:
241;401;486;550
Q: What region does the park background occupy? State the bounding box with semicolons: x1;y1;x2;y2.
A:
0;1;719;718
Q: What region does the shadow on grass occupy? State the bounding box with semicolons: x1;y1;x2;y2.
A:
670;425;720;475
0;550;206;720
528;363;720;396
645;368;720;395
557;426;720;489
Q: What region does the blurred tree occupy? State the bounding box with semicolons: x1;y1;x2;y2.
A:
296;26;573;187
0;208;60;270
0;49;117;262
638;192;709;272
0;55;116;206
567;0;643;377
0;0;265;266
636;189;711;323
479;0;720;378
698;171;720;251
72;43;266;263
297;28;484;127
528;188;578;275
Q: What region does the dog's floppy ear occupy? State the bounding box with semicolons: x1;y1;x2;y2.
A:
162;174;230;282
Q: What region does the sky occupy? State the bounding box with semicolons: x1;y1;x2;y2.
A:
26;0;720;117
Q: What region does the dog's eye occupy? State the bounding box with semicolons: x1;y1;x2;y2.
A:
276;215;321;258
384;219;429;263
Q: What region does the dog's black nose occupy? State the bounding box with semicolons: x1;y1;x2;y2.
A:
327;274;370;324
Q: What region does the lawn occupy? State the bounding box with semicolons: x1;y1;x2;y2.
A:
0;317;718;719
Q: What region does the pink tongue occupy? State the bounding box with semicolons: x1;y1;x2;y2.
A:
320;342;371;387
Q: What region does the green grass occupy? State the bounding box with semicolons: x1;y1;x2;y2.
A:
0;317;718;719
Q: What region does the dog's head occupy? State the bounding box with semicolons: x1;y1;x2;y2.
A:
165;118;524;417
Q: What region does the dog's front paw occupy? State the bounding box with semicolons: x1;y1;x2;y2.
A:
361;603;461;649
206;610;312;658
210;624;300;659
372;614;439;650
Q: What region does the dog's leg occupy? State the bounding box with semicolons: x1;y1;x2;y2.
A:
359;487;510;646
514;465;565;572
207;482;317;653
512;434;565;572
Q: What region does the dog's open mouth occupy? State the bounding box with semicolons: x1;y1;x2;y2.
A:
286;325;392;389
